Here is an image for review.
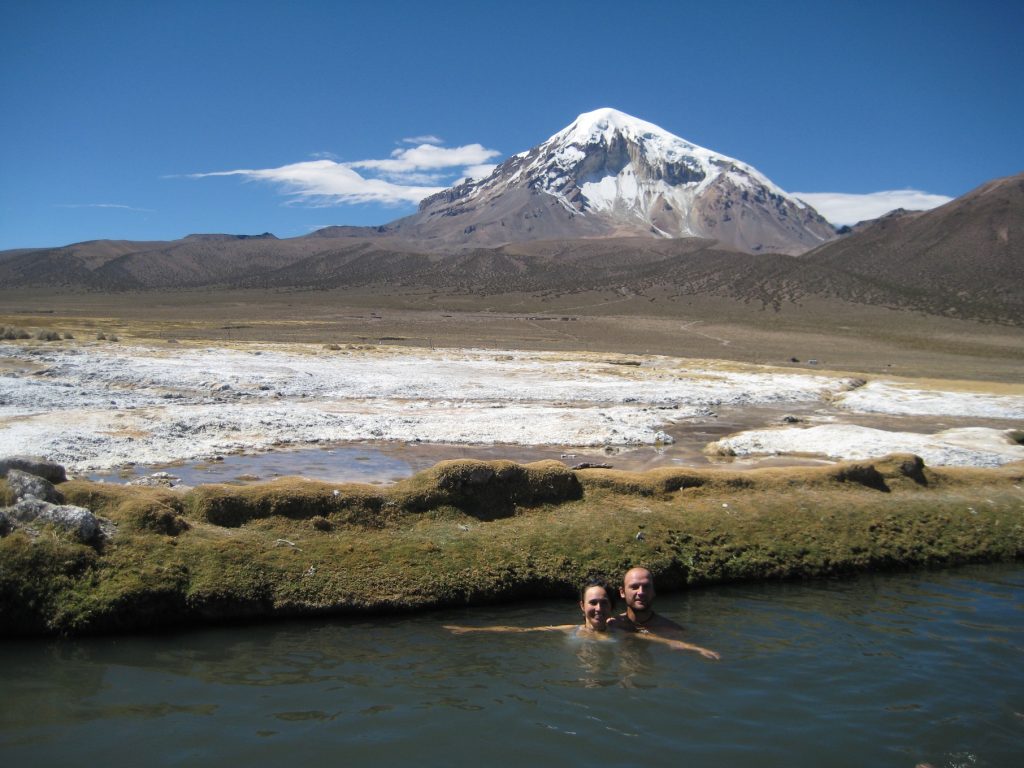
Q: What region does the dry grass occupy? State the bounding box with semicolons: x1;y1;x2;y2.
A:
2;455;1021;636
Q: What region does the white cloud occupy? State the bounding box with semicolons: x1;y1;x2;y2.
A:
190;160;443;206
793;190;953;226
190;140;501;206
461;163;499;181
349;143;500;174
402;135;444;146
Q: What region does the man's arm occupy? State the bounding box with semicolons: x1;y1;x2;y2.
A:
632;615;720;659
637;633;721;660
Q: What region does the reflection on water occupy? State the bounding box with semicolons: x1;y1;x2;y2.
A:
2;564;1022;767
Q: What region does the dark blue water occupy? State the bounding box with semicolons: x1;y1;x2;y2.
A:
2;564;1022;767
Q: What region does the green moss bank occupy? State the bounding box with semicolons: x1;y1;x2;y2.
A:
2;455;1022;637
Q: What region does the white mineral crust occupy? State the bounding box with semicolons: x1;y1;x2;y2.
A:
1;342;1021;472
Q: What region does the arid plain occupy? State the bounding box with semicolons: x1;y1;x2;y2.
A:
4;284;1023;381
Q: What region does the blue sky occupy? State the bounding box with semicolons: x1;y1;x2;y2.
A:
1;0;1021;249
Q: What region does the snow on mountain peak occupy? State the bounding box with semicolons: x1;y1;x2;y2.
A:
532;108;790;205
562;107;672;142
397;108;837;254
552;108;705;166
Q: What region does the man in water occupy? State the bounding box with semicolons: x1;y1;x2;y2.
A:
618;566;720;660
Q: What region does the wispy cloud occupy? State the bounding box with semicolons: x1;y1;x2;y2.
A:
190;139;501;207
401;135;444;146
793;190;953;226
190;160;442;206
348;144;500;177
56;203;155;213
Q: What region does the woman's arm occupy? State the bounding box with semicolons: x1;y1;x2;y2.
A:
443;624;574;634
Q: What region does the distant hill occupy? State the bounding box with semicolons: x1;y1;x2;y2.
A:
0;234;386;290
798;172;1024;322
2;175;1021;326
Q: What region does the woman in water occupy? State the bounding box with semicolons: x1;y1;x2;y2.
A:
445;579;625;637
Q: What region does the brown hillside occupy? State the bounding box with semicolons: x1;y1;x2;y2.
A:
1;174;1021;325
800;172;1024;322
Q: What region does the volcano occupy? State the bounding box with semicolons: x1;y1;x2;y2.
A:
385;108;837;254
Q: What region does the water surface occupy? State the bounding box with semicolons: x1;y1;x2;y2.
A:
2;564;1021;767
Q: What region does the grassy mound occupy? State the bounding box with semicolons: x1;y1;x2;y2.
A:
1;455;1021;636
184;460;581;527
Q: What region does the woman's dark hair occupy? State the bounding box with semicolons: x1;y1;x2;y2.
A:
579;577;615;609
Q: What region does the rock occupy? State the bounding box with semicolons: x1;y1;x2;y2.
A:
5;496;60;524
128;472;181;488
42;505;102;543
0;456;68;483
5;469;64;503
0;510;10;536
5;496;101;542
703;442;736;457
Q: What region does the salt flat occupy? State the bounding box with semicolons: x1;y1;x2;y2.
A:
2;340;1021;475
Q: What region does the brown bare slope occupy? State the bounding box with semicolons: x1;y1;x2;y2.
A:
2;174;1021;325
0;239;168;288
0;235;401;290
239;236;820;303
799;172;1024;322
2;230;1017;324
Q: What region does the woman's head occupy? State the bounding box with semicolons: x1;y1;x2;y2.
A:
579;579;615;631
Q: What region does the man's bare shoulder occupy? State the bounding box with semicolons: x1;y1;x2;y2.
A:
617;612;685;634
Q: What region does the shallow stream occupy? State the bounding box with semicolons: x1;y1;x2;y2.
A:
3;563;1021;767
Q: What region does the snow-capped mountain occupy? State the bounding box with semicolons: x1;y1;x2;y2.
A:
387;108;837;254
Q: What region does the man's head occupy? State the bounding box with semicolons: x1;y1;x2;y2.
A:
620;567;655;615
